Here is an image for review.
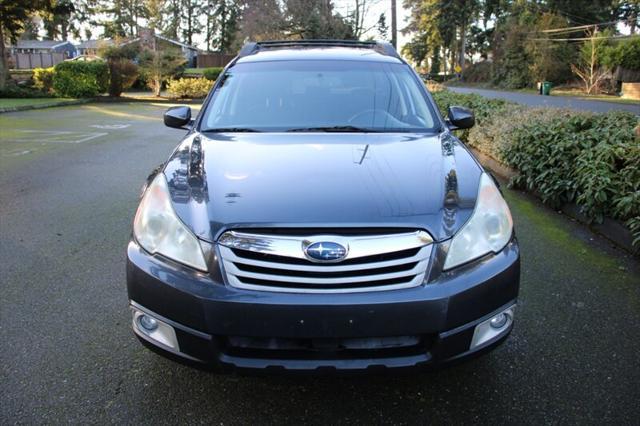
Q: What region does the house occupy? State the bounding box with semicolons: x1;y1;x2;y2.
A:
76;39;114;57
121;28;199;67
10;40;76;58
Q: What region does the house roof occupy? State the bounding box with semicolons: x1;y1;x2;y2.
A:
155;34;198;51
15;40;72;49
121;34;198;51
76;39;114;49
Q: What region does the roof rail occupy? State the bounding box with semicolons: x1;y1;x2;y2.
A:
237;40;401;59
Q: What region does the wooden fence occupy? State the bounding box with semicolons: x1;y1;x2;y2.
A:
197;53;235;68
11;53;66;69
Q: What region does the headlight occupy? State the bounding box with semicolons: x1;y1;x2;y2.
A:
133;173;208;271
444;173;513;270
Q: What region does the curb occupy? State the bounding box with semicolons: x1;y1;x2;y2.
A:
0;96;204;114
0;99;91;114
469;147;638;255
96;96;205;104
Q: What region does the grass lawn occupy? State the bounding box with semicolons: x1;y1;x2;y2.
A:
0;98;78;109
550;89;640;105
184;68;204;75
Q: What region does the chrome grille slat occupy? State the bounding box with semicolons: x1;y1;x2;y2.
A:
222;259;429;285
218;230;434;293
218;230;432;261
219;246;430;272
226;273;427;294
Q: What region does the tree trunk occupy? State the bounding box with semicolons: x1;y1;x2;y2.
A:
0;24;7;91
442;48;448;75
61;20;69;41
391;0;397;48
459;20;466;71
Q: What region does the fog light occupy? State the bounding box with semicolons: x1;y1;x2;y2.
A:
139;314;158;331
131;306;180;351
489;313;507;329
470;305;515;350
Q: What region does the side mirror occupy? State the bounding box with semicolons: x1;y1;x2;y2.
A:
164;106;192;129
447;106;475;130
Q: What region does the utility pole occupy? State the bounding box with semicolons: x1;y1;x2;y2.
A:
391;0;397;48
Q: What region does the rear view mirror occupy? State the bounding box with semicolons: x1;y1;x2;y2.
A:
164;106;192;129
447;106;475;130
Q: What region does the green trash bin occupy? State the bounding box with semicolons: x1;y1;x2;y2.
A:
541;81;552;96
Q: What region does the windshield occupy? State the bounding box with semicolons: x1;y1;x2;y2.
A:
200;60;439;133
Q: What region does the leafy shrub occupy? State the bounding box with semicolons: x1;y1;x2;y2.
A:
33;67;55;93
202;67;223;81
431;90;512;124
425;80;445;92
429;73;456;82
431;90;512;142
101;44;140;97
167;77;214;98
0;81;53;98
432;89;640;246
138;48;186;96
52;61;109;97
502;110;640;243
100;43;139;61
467;105;571;164
107;59;139;97
461;61;492;83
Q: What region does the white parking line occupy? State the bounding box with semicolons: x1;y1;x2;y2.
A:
11;130;109;144
90;124;131;129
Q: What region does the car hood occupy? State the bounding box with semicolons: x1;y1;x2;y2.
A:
163;132;482;242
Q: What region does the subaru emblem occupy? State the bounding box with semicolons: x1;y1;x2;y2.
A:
304;241;348;262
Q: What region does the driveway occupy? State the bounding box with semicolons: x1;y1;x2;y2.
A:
1;103;639;424
448;86;640;114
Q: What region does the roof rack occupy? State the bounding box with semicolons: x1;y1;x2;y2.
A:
237;40;401;59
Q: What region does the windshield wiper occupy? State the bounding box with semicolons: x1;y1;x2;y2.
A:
201;127;262;132
286;125;381;133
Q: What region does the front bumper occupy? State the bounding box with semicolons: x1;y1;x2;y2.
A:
127;238;520;372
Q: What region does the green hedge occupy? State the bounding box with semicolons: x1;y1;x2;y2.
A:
53;61;109;97
167;77;214;98
431;90;512;142
0;82;53;98
432;89;640;247
33;67;55;93
202;67;223;81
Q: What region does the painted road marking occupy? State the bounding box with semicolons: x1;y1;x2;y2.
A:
4;150;33;157
9;130;108;144
90;124;131;129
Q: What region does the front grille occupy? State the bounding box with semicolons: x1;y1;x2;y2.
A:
218;229;434;293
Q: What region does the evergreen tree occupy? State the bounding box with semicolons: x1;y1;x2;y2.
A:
145;0;165;32
98;0;144;38
0;0;52;89
283;0;354;40
211;0;240;52
181;0;203;46
162;0;181;39
235;0;285;45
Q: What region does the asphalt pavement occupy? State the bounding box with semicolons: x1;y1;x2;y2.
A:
1;103;639;424
448;86;640;114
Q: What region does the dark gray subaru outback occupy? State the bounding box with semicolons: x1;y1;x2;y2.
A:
127;40;519;372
